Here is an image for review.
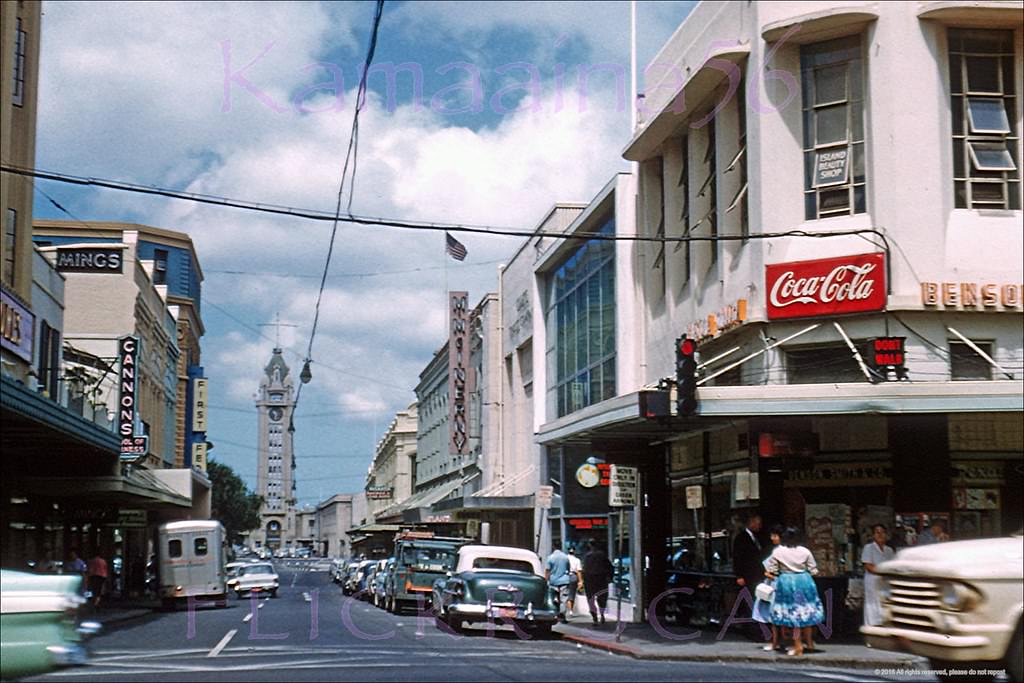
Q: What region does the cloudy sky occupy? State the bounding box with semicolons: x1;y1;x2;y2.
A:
34;0;695;506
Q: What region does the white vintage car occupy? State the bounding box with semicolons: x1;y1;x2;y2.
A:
232;562;279;598
861;535;1023;682
431;545;558;637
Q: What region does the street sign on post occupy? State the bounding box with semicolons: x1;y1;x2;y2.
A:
536;485;554;510
609;465;638;507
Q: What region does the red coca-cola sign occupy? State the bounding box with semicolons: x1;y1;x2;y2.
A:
766;252;886;320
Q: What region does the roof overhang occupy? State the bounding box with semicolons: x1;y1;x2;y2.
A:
916;1;1024;26
623;44;750;162
1;374;119;474
433;494;535;512
15;468;192;509
761;5;880;44
537;381;1023;446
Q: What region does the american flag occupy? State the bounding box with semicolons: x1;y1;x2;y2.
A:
445;232;467;261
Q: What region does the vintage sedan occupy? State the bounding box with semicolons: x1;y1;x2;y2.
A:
1;569;101;680
431;545;557;637
232;562;279;598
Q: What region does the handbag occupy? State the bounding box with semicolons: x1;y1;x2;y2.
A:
755;581;775;602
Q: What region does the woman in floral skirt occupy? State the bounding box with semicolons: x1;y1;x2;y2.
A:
764;526;825;657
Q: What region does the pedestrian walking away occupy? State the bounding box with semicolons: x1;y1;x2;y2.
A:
861;524;896;627
566;546;583;619
87;550;109;608
582;539;613;625
545;545;573;623
764;527;825;657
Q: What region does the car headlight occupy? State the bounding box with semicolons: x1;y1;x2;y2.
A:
941;582;981;612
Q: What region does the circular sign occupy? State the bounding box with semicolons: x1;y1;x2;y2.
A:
269;407;284;423
576;462;600;488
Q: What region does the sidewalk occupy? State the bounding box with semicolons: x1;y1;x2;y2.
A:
553;616;928;670
81;598;161;627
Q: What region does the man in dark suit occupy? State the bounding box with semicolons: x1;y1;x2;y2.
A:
732;513;765;638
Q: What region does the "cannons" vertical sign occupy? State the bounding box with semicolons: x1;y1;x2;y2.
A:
448;291;470;455
118;335;148;460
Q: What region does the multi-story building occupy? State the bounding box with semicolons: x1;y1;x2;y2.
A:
2;5;200;579
531;0;1022;626
365;402;417;521
253;347;297;550
33;220;208;471
315;493;354;558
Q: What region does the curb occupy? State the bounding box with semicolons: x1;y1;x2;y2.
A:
557;632;926;670
91;609;154;627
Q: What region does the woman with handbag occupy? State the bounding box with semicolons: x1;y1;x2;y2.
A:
752;525;784;651
764;526;825;657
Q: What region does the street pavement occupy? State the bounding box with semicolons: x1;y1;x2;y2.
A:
28;559;936;682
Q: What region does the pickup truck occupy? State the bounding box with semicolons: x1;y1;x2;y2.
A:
861;535;1023;682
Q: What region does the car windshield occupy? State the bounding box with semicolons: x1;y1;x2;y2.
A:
242;565;274;576
471;558;534;573
402;546;454;571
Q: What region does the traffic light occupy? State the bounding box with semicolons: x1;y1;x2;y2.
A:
676;336;698;416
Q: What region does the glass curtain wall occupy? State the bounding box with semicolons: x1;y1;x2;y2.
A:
547;217;616;418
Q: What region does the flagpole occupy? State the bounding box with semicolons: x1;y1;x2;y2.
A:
443;233;449;338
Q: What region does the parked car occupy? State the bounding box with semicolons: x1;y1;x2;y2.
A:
432;544;557;637
329;558;347;584
861;535;1023;682
373;559;394;608
232;562;279;598
0;569;101;680
345;560;376;598
389;534;468;614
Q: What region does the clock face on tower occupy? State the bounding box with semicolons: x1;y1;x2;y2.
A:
268;407;284;423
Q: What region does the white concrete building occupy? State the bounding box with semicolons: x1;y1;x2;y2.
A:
532;0;1022;627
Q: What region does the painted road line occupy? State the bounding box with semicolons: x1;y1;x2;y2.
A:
208;629;237;658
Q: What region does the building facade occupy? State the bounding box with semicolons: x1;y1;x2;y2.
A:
529;0;1022;628
254;347;297;550
33;221;208;472
366;402;417;520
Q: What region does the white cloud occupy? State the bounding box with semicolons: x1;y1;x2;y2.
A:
35;0;693;498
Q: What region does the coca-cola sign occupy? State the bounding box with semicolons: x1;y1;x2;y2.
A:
766;252;886;320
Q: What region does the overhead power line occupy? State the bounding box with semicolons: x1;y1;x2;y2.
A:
5;163;893;250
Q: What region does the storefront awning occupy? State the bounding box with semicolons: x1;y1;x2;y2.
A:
537;381;1024;446
14;466;192;510
1;374;118;476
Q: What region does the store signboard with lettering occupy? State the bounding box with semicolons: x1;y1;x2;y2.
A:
921;281;1022;310
0;289;34;362
766;252;886;320
813;148;849;187
55;247;124;273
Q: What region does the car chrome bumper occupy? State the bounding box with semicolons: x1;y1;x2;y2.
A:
861;624;1008;662
47;644;90;667
449;603;557;622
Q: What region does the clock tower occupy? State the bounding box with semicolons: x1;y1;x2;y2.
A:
255;347;297;551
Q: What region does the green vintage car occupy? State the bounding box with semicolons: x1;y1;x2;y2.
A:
0;569;100;680
431;545;558;637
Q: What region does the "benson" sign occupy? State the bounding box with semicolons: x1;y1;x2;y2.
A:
56;247;124;273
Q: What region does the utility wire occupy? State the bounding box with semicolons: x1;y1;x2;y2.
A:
7;163;893;250
294;0;386;437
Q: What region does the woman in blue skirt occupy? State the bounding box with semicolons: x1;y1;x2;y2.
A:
764;526;825;657
752;525;784;651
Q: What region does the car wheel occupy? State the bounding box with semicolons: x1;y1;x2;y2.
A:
271;589;278;598
530;623;553;639
445;613;463;634
1007;620;1023;683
